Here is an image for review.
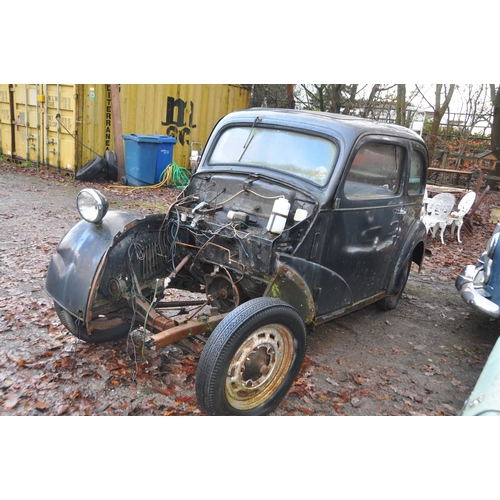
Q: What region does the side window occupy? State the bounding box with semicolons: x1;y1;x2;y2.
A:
344;142;404;198
409;150;425;195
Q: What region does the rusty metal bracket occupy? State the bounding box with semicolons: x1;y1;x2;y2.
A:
151;314;226;350
134;297;175;332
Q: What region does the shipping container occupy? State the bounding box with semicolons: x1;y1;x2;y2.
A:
0;84;251;175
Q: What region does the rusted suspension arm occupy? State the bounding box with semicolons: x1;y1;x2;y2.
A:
155;300;207;309
134;297;176;332
132;252;227;349
151;314;226;350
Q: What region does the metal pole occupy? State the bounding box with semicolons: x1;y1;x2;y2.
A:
110;84;125;179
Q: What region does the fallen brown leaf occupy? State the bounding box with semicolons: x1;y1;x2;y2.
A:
35;400;50;411
4;395;19;409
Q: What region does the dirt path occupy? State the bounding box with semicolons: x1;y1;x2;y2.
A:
1;166;499;415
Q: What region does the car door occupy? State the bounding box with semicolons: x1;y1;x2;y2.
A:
319;135;411;309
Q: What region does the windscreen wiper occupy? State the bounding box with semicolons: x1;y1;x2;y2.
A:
238;116;262;162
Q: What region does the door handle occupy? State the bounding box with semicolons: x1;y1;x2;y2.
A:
393;208;406;215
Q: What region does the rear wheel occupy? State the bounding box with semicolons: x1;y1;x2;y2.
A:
377;257;411;311
195;297;306;416
54;303;131;343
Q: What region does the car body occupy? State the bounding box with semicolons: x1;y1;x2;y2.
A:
456;223;500;415
456;223;500;319
169;109;429;320
46;108;429;415
461;335;500;416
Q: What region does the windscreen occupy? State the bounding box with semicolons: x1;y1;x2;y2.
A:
208;126;338;186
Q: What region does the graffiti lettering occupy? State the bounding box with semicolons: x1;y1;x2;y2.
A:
162;97;196;146
166;125;190;144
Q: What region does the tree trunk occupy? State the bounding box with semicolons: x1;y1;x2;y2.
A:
342;84;358;115
327;84;343;113
317;84;326;111
491;85;500;156
362;84;380;118
287;84;295;109
396;84;406;126
426;84;456;154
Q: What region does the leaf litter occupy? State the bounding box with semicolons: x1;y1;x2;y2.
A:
1;162;500;416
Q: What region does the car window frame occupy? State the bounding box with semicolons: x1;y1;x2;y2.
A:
407;142;428;196
338;135;408;206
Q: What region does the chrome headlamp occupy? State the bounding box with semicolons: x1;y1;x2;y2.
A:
76;189;109;224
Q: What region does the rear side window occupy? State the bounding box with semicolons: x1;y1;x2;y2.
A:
409;150;425;195
344;143;404;198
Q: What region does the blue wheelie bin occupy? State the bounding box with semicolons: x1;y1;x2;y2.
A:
122;134;177;186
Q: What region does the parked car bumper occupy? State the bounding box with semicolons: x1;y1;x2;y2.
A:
456;264;500;319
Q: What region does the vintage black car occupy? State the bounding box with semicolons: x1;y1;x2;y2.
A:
45;109;428;415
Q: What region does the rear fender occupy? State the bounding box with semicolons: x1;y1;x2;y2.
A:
387;218;426;293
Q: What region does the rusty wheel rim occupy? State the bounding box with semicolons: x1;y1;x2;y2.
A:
225;324;294;411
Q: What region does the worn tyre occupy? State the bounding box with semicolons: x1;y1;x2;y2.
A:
104;150;118;181
377;257;411;311
75;155;107;181
54;303;130;343
195;297;306;416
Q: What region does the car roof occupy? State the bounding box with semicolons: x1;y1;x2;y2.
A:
221;108;425;145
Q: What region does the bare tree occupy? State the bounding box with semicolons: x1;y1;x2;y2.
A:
296;84;387;116
326;84;344;113
455;85;491;157
295;84;329;111
250;85;289;108
362;84;381;118
342;84;358;115
491;85;500;155
418;84;456;154
359;85;401;120
396;84;406;126
287;84;295;109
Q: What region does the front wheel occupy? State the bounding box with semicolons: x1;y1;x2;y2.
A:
195;297;306;416
54;303;131;343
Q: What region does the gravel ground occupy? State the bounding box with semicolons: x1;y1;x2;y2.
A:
1;165;499;416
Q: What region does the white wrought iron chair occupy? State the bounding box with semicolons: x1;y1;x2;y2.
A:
422;193;456;245
445;191;476;244
422;189;430;207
